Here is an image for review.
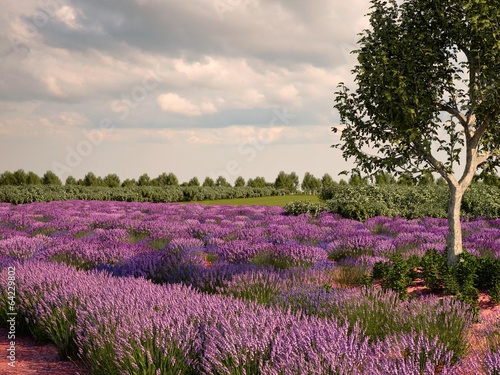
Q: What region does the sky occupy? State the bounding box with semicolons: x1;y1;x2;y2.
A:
0;0;372;184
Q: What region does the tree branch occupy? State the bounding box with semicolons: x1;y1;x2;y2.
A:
437;102;469;131
471;114;493;147
476;151;491;166
412;140;454;182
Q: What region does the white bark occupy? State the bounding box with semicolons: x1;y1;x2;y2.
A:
446;185;464;266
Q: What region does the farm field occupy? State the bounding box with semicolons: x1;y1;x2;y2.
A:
0;200;499;374
187;194;320;206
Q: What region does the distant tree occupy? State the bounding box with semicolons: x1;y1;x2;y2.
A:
42;171;62;185
26;171;42;185
321;173;336;189
234;176;246;187
103;174;121;188
338;179;348;185
137;173;151;187
478;170;500;187
65;176;77;185
247;176;267;188
83;172;101;187
274;171;299;191
301;172;322;194
215;176;231;187
436;177;447;186
290;172;299;190
155;172;179;187
121;178;136;187
417;171;435;186
202;177;215;187
187;177;200;187
13;169;27;185
165;173;179;186
0;171;16;185
373;171;396;185
397;173;416;186
348;171;368;185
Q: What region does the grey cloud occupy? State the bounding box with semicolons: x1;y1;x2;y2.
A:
34;0;363;68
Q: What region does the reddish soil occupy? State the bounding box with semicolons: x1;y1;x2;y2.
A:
406;278;500;315
0;327;90;375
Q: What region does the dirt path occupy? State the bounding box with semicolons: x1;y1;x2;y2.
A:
0;327;90;375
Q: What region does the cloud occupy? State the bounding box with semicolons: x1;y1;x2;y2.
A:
0;0;371;180
157;93;217;117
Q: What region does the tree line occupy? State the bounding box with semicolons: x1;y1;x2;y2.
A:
0;170;317;192
1;169;499;192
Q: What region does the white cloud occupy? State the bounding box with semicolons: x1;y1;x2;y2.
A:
0;111;87;137
55;5;82;30
0;0;371;179
157;93;217;116
102;124;335;147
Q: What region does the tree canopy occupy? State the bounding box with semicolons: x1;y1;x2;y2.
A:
333;0;500;265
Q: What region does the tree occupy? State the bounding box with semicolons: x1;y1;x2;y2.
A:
165;173;179;186
137;173;151;187
202;177;215;187
397;173;416;186
234;176;246;187
65;176;77;185
83;172;101;187
475;169;500;187
155;172;178;186
301;172;322;194
417;171;435;186
334;0;500;265
13;169;27;185
26;171;42;185
274;171;299;191
121;178;136;187
321;173;336;189
436;177;447;187
247;176;267;188
42;171;62;185
215;176;231;187
0;171;16;185
103;174;121;188
187;177;200;187
373;171;396;185
348;171;368;186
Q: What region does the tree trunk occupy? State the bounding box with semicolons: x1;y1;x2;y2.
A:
446;185;464;266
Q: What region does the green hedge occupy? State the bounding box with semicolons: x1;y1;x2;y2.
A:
0;185;293;204
319;184;500;220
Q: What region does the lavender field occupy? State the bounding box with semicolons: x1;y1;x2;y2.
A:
1;200;499;374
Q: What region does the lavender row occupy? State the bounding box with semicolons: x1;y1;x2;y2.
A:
1;260;485;374
1;201;500;275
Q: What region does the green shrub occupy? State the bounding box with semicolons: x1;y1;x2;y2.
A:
284;200;326;216
476;256;500;304
420;249;447;293
374;254;417;299
320;183;500;220
0;185;295;204
444;251;479;309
